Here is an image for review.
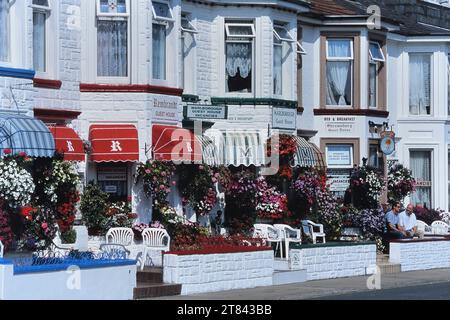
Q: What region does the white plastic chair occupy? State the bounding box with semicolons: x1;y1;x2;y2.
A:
105;227;134;246
141;228;171;270
253;224;284;258
0;240;3;258
431;221;449;235
417;220;433;236
274;224;302;260
303;220;326;244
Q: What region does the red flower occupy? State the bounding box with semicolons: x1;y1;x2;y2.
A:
3;148;12;155
18;151;27;158
20;207;34;219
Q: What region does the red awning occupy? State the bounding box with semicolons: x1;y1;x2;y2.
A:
48;126;85;161
89;124;139;162
152;125;202;162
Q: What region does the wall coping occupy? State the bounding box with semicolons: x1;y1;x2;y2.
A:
0;67;35;80
291;241;376;250
390;236;450;244
165;247;273;256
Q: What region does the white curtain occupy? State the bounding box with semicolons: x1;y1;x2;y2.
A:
33;11;46;72
326;61;351;105
410;151;431;208
226;43;252;78
409;54;431;115
0;0;9;62
273;44;282;95
152;23;166;80
369;63;377;108
97;20;128;77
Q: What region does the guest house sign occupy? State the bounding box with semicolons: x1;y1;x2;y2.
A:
380;131;395;155
324;116;356;134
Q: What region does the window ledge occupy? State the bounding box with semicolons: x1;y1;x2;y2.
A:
314;108;389;118
211;97;298;109
33;78;62;89
0;67;35;80
80;84;184;96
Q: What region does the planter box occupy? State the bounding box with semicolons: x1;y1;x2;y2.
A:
163;249;274;295
389;238;450;271
289;242;377;281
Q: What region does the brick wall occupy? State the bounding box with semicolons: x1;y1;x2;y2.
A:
163;250;274;295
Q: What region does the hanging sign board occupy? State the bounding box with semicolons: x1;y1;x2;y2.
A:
380;131;395;155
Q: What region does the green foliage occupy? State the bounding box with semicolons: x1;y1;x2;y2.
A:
80;183;109;235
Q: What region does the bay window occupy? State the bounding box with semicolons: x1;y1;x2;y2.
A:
368;41;385;109
181;13;197;92
96;0;129;78
409;53;431;115
225;22;255;93
0;0;10;62
32;0;51;73
326;39;353;106
410;150;432;208
152;1;174;80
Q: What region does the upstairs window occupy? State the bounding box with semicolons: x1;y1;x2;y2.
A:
448;54;450;114
326;39;354;106
0;0;10;62
369;41;385;62
181;13;197;33
225;22;255;93
96;0;129;77
368;41;385;109
181;13;197;92
32;0;51;73
152;1;174;22
409;53;431;115
152;1;174;80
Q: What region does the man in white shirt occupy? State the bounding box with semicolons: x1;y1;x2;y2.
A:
398;204;424;239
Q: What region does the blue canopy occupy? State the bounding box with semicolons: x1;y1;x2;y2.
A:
0;113;55;158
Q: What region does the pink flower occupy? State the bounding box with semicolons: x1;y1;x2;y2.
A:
18;151;27;158
41;223;48;230
3;148;12;155
160;185;166;190
172;181;177;186
145;169;151;174
161;172;167;177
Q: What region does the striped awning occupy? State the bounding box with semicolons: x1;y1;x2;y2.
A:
196;135;220;166
292;136;326;169
0;113;55;158
205;130;267;167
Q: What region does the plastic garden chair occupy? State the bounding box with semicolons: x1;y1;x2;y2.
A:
417;220;433;236
431;221;449;235
105;228;134;246
302;220;326;244
141;228;171;270
253;224;284;258
0;240;3;258
274;224;302;260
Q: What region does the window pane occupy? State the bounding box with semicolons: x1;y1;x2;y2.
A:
33;0;49;6
97;20;128;77
227;25;254;37
153;2;172;19
327;145;352;167
369;42;384;61
410;150;432;208
409;53;431;115
274;26;293;41
327;39;352;58
226;43;252;92
326;61;352;105
448;55;450;114
33;11;46;72
99;0;126;14
153;23;166;80
273;41;282;95
0;0;9;62
369;63;377;108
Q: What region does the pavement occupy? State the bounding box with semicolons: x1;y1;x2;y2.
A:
150;268;450;300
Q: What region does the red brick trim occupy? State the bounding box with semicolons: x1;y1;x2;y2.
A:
34;108;81;122
80;84;184;96
313;108;389;118
33;78;62;89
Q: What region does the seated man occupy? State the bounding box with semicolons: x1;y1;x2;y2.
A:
398;204;425;239
384;201;407;240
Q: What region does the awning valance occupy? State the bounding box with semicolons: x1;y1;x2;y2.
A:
292;136;326;169
152;125;202;163
89;124;139;162
49;126;85;161
205;130;267;167
0;113;55;158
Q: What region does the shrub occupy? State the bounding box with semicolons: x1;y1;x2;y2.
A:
80;184;109;235
0;207;14;251
414;206;442;225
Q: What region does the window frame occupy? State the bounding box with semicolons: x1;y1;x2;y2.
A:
326;38;354;61
96;0;130;19
0;0;11;63
181;13;198;34
273;25;294;43
409;149;433;209
224;21;255;94
369;60;378;109
152;0;174;23
273;30;283;96
369;41;385;62
31;0;55;77
326;144;354;169
408;52;432;116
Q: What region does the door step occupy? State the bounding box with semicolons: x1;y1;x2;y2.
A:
134;283;182;299
137;267;164;284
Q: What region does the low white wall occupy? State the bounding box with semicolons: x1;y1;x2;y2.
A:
0;262;136;300
389;239;450;272
290;243;377;281
163;250;274;295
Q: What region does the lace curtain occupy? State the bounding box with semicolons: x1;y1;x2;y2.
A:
0;0;9;62
410;151;431;208
226;43;252;78
97;20;128;77
273;44;282;95
409;54;431;115
326;41;352;105
369;63;377;108
33;11;46;72
153;24;166;80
